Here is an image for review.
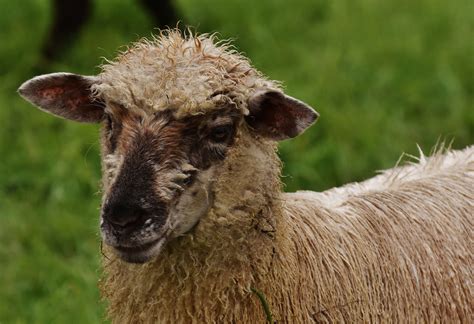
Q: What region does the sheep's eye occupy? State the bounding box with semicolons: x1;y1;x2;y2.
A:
209;125;233;143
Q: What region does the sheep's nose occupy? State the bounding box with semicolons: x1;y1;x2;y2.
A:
103;203;148;228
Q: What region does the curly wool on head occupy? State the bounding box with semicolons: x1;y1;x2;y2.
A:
92;30;279;117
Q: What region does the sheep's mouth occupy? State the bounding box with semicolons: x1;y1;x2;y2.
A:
113;236;167;263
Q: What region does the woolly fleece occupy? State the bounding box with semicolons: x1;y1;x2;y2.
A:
97;31;473;323
101;142;473;323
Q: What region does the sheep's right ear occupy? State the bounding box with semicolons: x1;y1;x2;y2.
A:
18;72;105;123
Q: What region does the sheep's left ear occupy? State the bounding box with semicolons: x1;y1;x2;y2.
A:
245;90;319;141
18;72;104;123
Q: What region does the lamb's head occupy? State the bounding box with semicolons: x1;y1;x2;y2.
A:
18;32;318;263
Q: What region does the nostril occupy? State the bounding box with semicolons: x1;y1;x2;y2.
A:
104;203;148;228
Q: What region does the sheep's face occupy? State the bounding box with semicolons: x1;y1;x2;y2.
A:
98;103;241;262
18;73;317;263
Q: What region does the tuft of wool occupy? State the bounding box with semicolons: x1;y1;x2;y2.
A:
101;142;474;322
92;30;279;118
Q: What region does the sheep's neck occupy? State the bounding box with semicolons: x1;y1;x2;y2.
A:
175;132;283;271
101;133;282;319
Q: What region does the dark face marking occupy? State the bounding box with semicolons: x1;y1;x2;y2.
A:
99;105;240;263
103;114;121;152
183;110;240;170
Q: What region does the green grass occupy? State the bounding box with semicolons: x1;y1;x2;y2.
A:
0;0;472;322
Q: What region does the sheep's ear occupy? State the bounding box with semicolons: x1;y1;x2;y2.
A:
246;90;318;141
18;72;104;123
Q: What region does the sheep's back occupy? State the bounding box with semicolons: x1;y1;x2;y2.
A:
275;146;473;322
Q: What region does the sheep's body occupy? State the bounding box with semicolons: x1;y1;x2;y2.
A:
102;141;473;323
279;147;473;322
19;30;472;323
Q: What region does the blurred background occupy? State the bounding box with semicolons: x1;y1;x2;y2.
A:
0;0;472;322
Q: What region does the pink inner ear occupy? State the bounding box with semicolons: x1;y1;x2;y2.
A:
259;96;298;137
39;87;65;100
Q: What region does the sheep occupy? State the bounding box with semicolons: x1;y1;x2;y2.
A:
18;30;473;323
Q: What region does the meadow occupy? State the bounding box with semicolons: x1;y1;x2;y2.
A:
0;0;472;322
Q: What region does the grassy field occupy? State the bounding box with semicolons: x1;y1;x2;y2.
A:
0;0;472;322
